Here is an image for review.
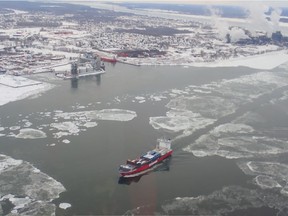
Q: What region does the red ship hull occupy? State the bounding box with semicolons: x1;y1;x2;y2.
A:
101;57;117;63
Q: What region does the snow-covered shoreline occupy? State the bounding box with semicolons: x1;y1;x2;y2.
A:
191;50;288;70
119;50;288;70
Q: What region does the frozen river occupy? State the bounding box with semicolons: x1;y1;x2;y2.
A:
1;62;288;215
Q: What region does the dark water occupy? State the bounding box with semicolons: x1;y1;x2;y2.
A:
1;63;286;215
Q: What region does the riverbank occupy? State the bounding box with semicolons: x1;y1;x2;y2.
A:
117;50;288;70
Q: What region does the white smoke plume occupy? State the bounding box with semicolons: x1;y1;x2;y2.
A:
244;2;282;37
208;6;248;42
208;6;230;41
229;27;249;43
270;7;282;33
208;3;283;42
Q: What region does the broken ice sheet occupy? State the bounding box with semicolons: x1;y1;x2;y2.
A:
0;154;65;215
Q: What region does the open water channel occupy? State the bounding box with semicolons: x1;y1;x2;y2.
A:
1;63;288;215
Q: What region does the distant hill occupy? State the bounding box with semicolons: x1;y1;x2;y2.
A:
0;1;94;14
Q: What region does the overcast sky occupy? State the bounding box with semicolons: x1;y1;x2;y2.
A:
1;0;287;5
55;0;287;7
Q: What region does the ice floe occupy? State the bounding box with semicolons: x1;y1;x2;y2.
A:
55;109;137;122
149;95;167;102
62;139;70;144
1;108;136;140
47;143;56;147
192;89;212;94
0;154;65;215
255;175;282;189
77;105;86;109
114;96;121;103
54;110;63;113
135;96;145;100
150;110;215;134
171;89;189;95
239;161;288;195
83;122;98;128
211;72;288;102
9;126;20;131
1;195;32;213
211;123;254;137
23;121;33;127
59;203;72;209
96;109;137;121
166;95;237;119
0;156;22;172
184;123;288;159
50;122;80;135
16;128;47;139
149;94;235;137
53;131;69;139
134;96;146;103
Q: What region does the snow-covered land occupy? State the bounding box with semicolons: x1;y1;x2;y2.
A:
0;75;54;106
1;2;288;72
0;74;42;87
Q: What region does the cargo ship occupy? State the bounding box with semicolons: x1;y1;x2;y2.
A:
119;139;172;178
